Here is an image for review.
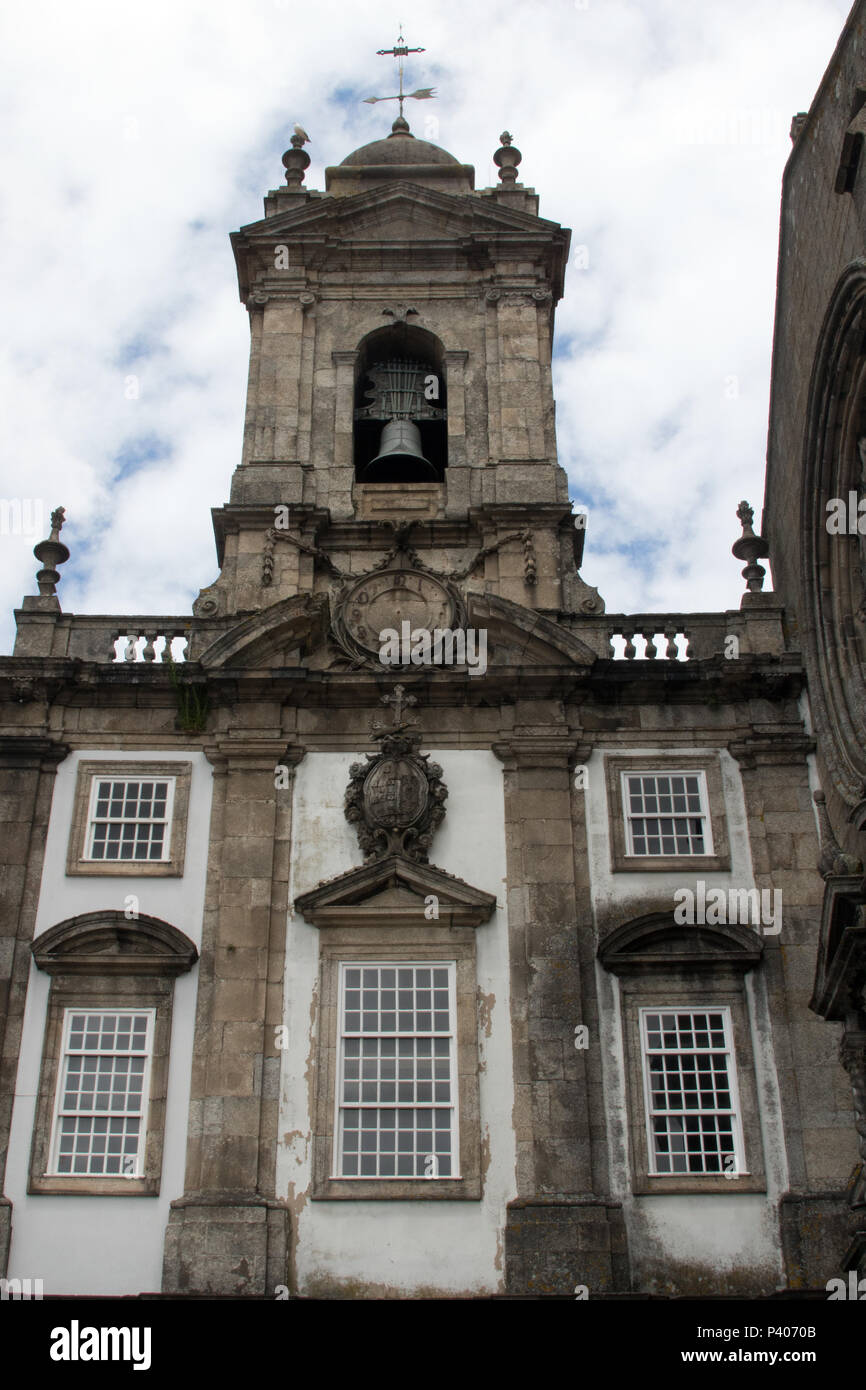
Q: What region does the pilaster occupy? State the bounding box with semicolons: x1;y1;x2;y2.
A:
0;736;69;1277
162;739;304;1296
493;731;627;1294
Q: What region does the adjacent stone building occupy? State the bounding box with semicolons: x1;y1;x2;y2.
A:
762;0;866;1284
0;46;861;1296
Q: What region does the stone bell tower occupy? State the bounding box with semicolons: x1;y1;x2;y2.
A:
192;109;603;633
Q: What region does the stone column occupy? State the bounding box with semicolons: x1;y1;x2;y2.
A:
0;735;68;1275
162;740;304;1297
328;350;358;520
493;731;627;1295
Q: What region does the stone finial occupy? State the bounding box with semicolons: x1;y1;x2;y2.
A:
282;126;311;188
33;505;70;598
493;131;522;184
790;112;808;144
813;789;864;878
731;499;770;593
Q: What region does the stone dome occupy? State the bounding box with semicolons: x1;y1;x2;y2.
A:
341;117;460;167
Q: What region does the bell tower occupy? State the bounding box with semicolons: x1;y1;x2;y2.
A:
194;83;603;629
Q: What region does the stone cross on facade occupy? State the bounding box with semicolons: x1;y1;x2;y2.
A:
381;683;417;727
371;683;420;738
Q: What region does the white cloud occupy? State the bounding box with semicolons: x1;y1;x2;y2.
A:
0;0;852;650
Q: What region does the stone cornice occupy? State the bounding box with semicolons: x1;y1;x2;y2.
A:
202;738;306;774
0;735;70;770
492;736;589;769
728;729;816;768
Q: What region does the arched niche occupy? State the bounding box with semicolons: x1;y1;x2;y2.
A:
353;323;448;483
801;259;866;805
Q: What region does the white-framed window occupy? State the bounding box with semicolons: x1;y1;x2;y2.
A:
334;962;458;1180
48;1009;155;1178
84;776;175;862
640;1007;746;1176
622;770;712;857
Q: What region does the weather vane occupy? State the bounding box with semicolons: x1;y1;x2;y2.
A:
362;25;436;119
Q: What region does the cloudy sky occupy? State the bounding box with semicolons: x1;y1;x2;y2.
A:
0;0;854;655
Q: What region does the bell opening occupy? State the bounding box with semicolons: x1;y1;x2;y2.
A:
352;325;448;484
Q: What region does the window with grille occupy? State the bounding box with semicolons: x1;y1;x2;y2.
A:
640;1008;744;1176
335;963;457;1179
622;771;711;856
85;777;174;862
49;1010;154;1177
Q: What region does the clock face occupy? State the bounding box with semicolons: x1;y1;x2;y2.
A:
342;569;457;656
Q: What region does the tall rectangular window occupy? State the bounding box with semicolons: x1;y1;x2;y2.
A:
623;771;711;857
640;1008;744;1176
85;777;174;862
49;1010;154;1177
335;963;458;1180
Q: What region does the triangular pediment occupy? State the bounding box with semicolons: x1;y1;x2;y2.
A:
294;854;497;929
232;184;568;296
237;182;565;242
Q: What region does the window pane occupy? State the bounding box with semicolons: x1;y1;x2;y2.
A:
642;1008;739;1176
336;964;456;1179
625;772;709;855
52;1011;151;1176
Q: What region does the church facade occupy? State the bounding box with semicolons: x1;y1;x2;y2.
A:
0;40;862;1297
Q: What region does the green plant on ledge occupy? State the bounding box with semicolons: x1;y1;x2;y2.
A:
165;650;210;733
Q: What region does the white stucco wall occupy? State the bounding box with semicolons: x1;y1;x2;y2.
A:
277;749;514;1296
6;749;212;1295
587;746;788;1289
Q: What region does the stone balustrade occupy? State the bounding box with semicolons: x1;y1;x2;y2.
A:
9;603;787;665
112;631;189;663
607;623;689;661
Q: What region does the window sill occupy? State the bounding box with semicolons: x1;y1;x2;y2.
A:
633;1175;766;1196
29;1175;159;1197
65;858;182;878
312;1177;481;1201
613;854;730;874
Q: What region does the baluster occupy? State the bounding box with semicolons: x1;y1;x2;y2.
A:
680;630;691;661
644;631;658;659
664;629;678;660
607;629;618;659
142;634;157;663
623;630;636;660
123;635;138;662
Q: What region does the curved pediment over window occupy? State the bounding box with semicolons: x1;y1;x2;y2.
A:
598;911;763;975
32;911;198;977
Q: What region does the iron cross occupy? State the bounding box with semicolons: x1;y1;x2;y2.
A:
363;27;436;118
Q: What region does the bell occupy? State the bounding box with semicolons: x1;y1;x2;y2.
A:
360;419;438;483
